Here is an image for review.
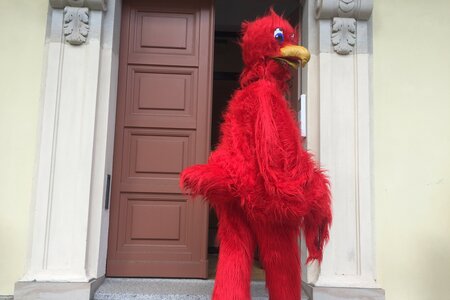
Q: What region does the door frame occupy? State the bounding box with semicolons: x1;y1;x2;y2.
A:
18;0;379;299
101;0;313;279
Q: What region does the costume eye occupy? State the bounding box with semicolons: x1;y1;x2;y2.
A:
274;28;284;43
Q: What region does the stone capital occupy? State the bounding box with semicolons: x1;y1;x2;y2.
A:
315;0;373;55
50;0;106;11
316;0;373;20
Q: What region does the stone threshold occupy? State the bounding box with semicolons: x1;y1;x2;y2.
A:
94;278;309;300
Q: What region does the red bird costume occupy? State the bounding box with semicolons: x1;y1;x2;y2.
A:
180;10;332;300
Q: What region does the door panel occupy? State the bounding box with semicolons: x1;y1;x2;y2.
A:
125;65;198;129
117;193;188;248
121;128;196;193
128;3;201;66
107;0;213;278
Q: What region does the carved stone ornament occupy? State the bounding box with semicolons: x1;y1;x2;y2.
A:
50;0;106;11
338;0;355;16
316;0;372;55
63;7;89;45
331;17;356;55
316;0;373;20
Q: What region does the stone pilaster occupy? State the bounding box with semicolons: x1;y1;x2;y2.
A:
301;0;384;298
14;0;120;299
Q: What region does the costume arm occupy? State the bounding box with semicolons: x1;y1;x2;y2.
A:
253;80;308;200
179;163;236;205
253;81;291;196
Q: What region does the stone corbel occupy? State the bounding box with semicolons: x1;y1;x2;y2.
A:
316;0;373;54
63;7;89;45
49;0;106;45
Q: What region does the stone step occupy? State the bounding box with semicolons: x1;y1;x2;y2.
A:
94;278;309;300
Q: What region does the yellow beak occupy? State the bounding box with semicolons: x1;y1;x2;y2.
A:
273;45;311;68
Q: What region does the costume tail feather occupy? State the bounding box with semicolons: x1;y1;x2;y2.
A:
303;168;332;264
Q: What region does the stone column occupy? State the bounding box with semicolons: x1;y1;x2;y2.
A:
14;0;121;299
301;0;385;298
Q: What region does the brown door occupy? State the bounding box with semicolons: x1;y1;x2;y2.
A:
107;0;214;278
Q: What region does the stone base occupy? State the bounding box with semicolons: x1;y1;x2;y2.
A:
302;283;385;300
14;277;104;300
94;278;275;300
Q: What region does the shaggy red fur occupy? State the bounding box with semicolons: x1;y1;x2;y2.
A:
180;10;332;300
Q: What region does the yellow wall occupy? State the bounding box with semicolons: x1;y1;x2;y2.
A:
0;0;48;295
373;1;450;299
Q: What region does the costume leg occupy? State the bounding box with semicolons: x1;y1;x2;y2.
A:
213;205;255;300
255;224;300;300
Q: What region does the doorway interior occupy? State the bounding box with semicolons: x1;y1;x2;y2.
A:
208;0;302;280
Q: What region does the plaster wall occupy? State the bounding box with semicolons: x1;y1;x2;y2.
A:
373;1;450;299
0;0;48;295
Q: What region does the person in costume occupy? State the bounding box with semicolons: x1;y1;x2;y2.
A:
180;9;332;300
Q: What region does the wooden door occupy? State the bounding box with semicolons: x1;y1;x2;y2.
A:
107;0;214;278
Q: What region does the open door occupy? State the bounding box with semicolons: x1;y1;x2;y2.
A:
107;0;214;278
